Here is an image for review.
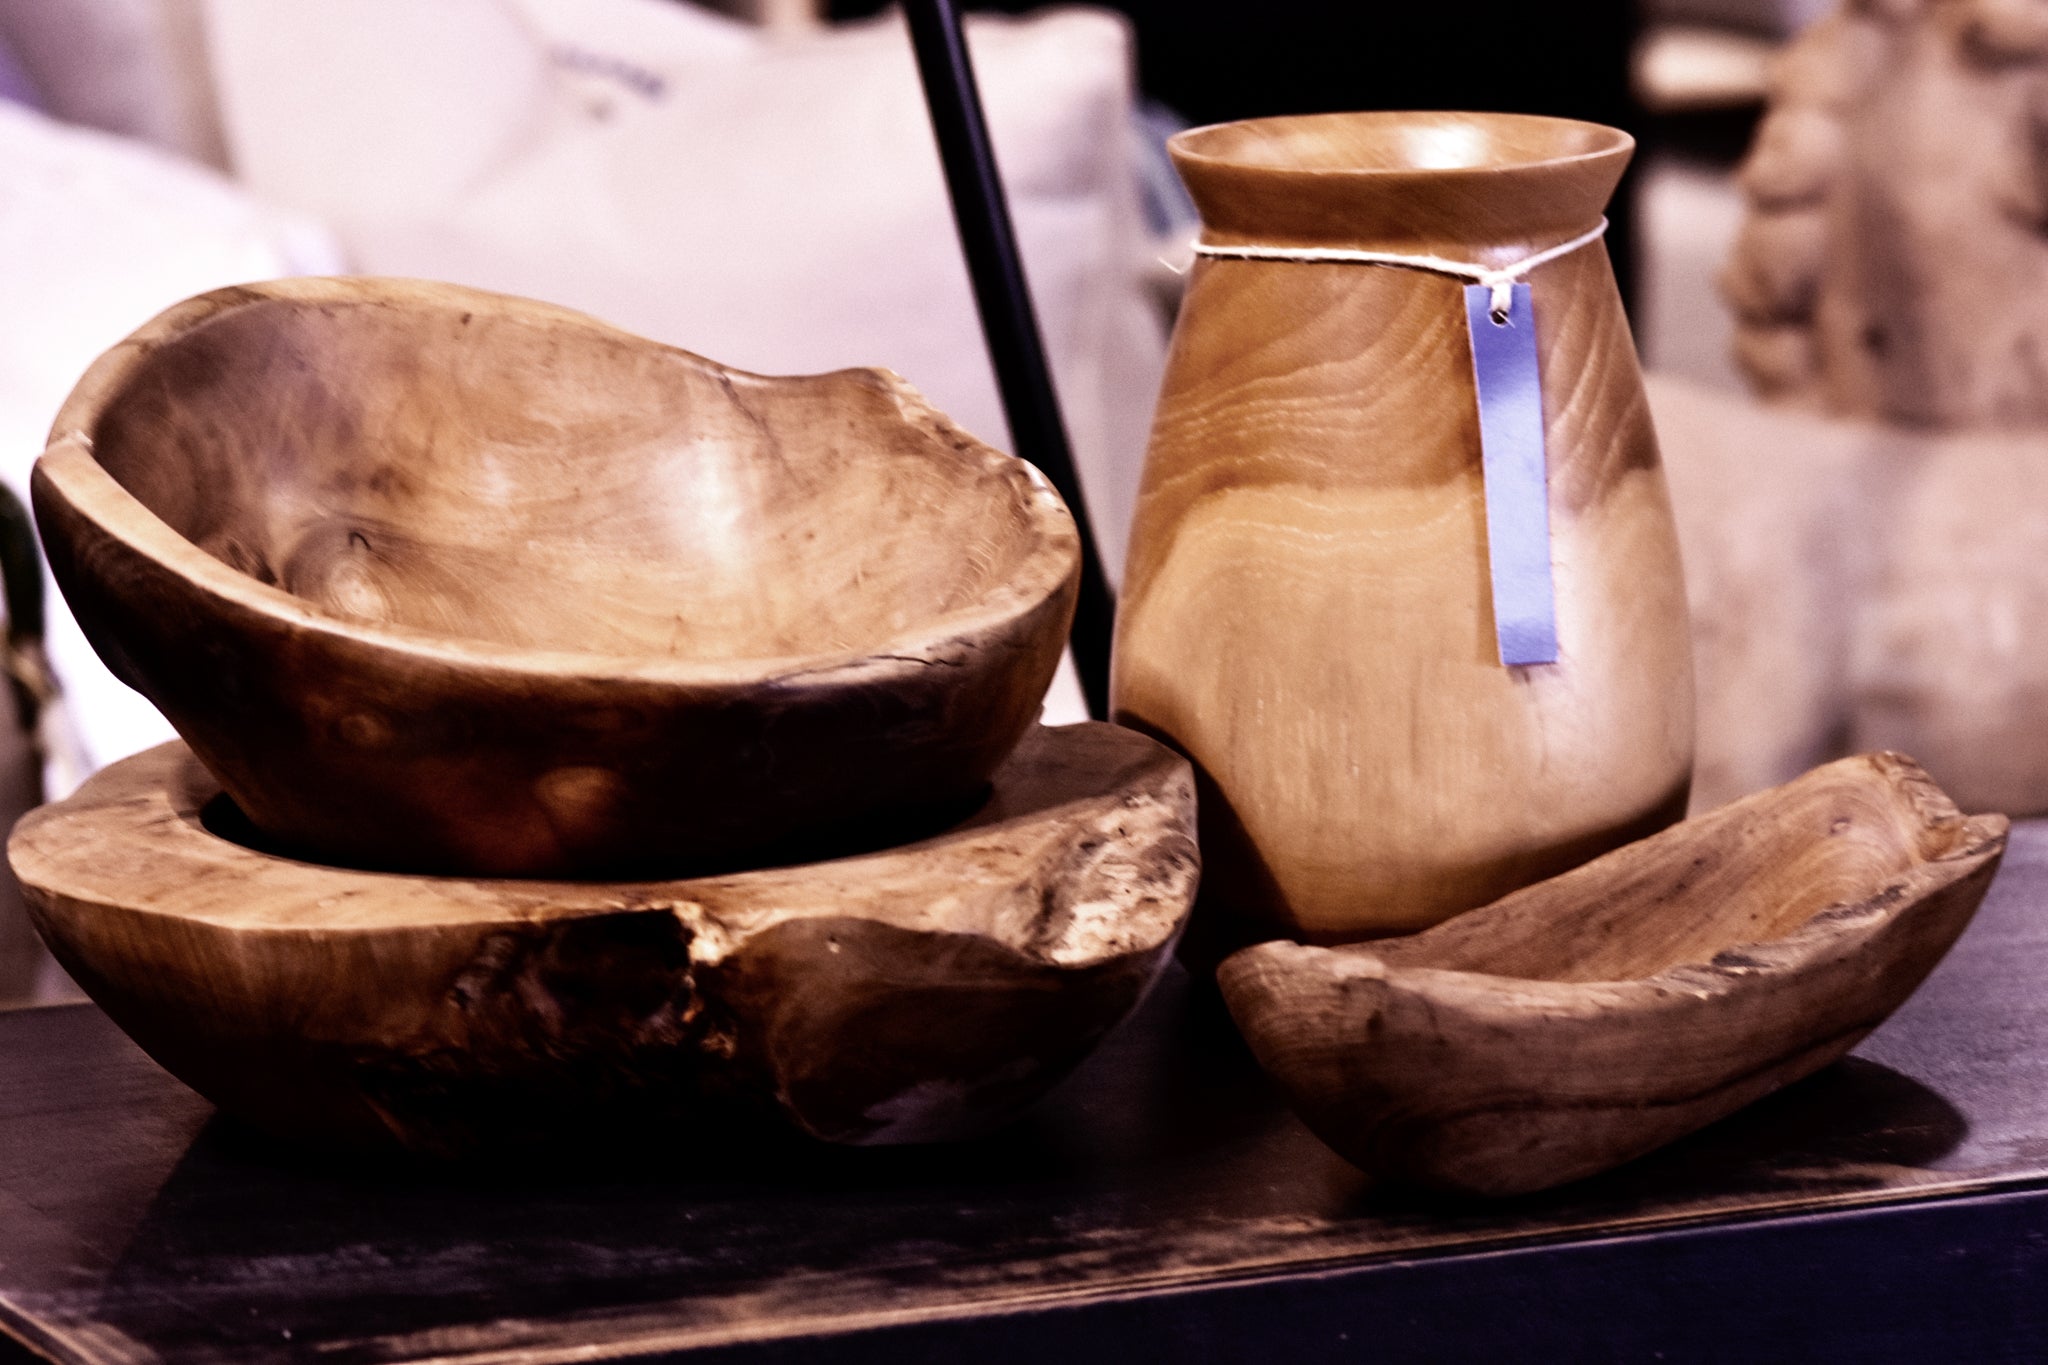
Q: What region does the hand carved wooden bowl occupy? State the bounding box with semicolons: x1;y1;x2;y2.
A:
1219;753;2007;1197
9;723;1197;1155
32;278;1080;877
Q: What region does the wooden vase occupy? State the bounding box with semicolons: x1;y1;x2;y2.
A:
1112;112;1695;946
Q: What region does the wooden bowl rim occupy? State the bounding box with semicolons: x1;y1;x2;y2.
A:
1169;110;1635;181
1224;753;2009;1003
37;277;1081;688
9;727;1195;958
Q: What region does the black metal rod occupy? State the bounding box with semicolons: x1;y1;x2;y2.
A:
0;481;49;752
902;0;1114;721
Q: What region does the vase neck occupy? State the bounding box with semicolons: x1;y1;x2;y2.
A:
1171;112;1632;270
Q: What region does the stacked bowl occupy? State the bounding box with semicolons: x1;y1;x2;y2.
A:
11;279;1199;1155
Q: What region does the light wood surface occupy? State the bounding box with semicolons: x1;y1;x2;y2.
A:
7;722;1197;1155
33;277;1079;877
1725;1;2048;423
1113;112;1695;948
1219;753;2006;1197
1654;373;2048;818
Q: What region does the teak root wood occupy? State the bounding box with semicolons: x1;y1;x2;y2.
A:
9;723;1198;1156
1219;752;2006;1197
1112;111;1694;948
33;277;1079;878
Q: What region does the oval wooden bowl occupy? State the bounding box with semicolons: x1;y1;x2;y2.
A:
1218;753;2007;1197
33;278;1080;877
10;723;1197;1155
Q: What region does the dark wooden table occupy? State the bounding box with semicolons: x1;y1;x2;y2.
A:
5;825;2048;1364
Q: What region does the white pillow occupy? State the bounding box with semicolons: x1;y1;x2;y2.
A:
204;2;1167;725
0;0;227;165
0;100;342;785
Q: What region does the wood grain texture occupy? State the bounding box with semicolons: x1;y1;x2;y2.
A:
1112;112;1695;947
1219;752;2006;1197
32;278;1079;877
1725;0;2048;424
7;722;1198;1156
10;826;2048;1363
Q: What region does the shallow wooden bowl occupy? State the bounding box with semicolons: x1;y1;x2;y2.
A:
10;723;1196;1155
1219;753;2007;1197
33;278;1080;876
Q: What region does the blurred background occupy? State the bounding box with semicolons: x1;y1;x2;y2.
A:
0;0;1821;1003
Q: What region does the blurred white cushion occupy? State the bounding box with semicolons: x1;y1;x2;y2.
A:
0;0;226;165
0;100;342;785
204;1;1165;725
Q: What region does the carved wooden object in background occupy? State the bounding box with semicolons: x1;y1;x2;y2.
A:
1113;111;1694;949
1727;0;2048;423
33;278;1079;878
1220;753;2005;1197
9;723;1197;1155
1697;0;2048;815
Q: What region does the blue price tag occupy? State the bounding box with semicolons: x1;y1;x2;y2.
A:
1465;282;1558;667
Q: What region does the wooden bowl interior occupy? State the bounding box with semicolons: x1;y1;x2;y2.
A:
1172;111;1630;175
1369;770;1971;984
88;297;1046;661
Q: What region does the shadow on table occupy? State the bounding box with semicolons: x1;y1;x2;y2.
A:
79;967;1966;1363
1366;1056;1970;1224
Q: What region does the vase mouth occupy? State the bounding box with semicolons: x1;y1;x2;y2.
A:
1170;111;1633;178
1169;111;1633;257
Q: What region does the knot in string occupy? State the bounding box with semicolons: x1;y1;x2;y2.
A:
1192;218;1610;321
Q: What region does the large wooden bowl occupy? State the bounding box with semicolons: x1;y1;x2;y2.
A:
1219;753;2007;1197
33;279;1079;876
10;723;1197;1155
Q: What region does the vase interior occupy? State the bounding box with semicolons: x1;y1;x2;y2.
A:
1175;111;1630;177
